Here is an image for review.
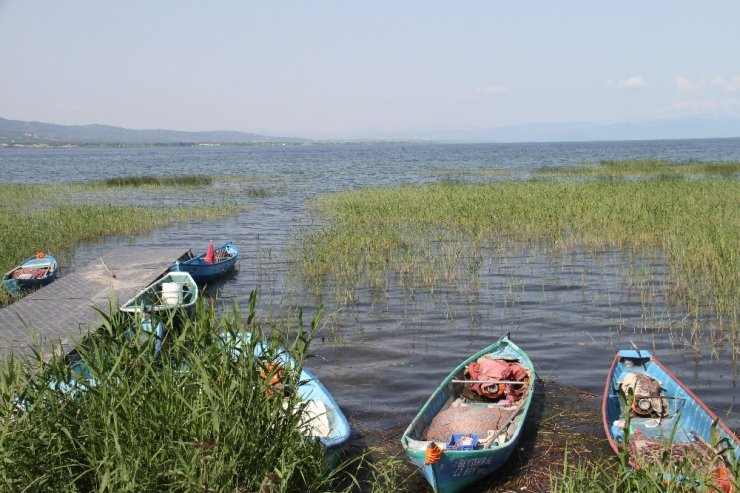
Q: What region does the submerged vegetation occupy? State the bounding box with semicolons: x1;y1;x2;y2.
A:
297;162;739;345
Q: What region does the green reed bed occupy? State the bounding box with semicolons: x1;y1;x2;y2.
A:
297;177;738;338
0;297;356;492
100;174;213;187
0;181;239;305
538;159;740;177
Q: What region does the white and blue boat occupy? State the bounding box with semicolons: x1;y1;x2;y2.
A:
171;242;239;282
2;252;58;294
603;349;738;484
120;271;198;314
401;335;535;493
219;331;351;461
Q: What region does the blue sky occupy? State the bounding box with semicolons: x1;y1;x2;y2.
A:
1;1;739;139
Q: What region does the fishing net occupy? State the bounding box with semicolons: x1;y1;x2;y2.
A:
423;404;515;442
12;268;48;280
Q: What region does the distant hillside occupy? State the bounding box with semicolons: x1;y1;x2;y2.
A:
0;117;304;146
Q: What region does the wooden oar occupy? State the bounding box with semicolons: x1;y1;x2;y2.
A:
479;397;528;448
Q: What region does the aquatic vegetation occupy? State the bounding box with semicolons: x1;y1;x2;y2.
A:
0;297;354;492
0;181;239;305
100;174;213;187
425;168;510;177
296;176;738;343
538;159;740;177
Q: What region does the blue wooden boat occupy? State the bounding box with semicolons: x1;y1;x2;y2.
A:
171;242;239;282
603;349;738;484
219;331;351;461
401;335;535;493
2;253;58;294
120;271;198;314
49;319;165;398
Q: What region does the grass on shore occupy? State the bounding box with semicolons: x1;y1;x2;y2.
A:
296;171;738;340
0;296;357;492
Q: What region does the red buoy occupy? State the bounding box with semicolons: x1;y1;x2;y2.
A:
204;241;215;264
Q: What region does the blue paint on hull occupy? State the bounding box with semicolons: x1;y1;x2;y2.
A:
171;243;239;282
401;336;535;493
2;254;58;294
602;349;739;466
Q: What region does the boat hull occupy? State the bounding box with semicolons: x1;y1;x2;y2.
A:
120;271;198;313
602;350;739;469
219;331;351;461
2;254;59;294
171;243;239;282
401;336;535;493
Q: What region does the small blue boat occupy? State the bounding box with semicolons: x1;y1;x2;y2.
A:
219;331;351;461
49;319;165;397
603;349;738;484
2;253;59;294
401;335;535;493
171;242;239;282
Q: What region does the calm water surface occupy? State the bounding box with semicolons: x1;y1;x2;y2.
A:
1;139;738;435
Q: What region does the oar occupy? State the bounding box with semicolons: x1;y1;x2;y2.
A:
100;257;116;279
479;397;528;448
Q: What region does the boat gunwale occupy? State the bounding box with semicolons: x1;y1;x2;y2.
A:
119;271;198;313
3;254;59;280
401;335;536;455
601;350;739;465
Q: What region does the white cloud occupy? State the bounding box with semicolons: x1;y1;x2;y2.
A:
608;75;646;90
675;75;698;91
658;98;740;116
710;75;740;92
453;85;508;100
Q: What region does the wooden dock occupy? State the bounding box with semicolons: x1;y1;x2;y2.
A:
0;247;186;359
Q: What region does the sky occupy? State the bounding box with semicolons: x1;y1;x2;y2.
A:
1;1;739;140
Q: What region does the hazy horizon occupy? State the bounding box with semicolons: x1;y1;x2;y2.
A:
2;2;739;140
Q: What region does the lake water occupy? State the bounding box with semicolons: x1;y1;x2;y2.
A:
1;139;738;436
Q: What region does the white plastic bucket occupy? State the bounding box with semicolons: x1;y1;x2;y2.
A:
161;282;183;304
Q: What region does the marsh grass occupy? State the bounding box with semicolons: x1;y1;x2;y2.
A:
0;295;356;492
538;159;740;177
425;168;509;177
296;176;738;343
100;174;213;187
0;180;240;304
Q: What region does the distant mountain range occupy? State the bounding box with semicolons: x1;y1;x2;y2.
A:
2;115;740;145
0;117;303;146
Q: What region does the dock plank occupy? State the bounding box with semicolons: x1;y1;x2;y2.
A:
0;247;185;359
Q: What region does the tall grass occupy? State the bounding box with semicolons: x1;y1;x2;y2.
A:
100;175;213;187
538;159;740;177
0;181;239;305
0;295;352;492
296;177;738;340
